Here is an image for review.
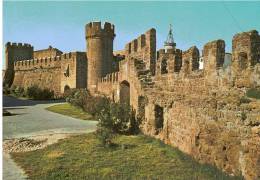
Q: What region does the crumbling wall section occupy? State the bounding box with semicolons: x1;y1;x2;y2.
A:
232;30;260;88
125;29;156;75
33;46;63;59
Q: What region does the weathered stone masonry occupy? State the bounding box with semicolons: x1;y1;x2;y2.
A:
4;22;260;179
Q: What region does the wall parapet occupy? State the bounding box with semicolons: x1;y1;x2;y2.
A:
124;28;156;74
99;72;119;83
5;42;33;48
85;21;115;39
14;52;84;71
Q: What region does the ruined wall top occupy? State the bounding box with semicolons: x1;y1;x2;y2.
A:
232;30;260;67
34;46;63;59
85;22;115;39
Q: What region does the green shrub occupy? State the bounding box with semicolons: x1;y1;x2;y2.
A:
96;102;138;135
65;89;140;147
246;88;260;99
26;85;54;100
14;86;25;97
83;96;110;116
65;89;90;108
96;127;115;147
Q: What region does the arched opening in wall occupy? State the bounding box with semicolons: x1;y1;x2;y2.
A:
154;104;164;134
238;52;248;69
119;80;130;105
161;59;168;74
64;85;70;94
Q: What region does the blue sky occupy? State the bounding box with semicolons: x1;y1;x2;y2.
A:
3;1;260;68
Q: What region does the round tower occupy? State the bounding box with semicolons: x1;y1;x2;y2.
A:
85;22;115;93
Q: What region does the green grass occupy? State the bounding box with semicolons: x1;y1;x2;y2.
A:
46;103;94;121
11;133;242;180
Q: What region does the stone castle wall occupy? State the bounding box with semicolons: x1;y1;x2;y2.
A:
33;46;63;59
12;52;87;95
96;28;260;180
4;21;260;179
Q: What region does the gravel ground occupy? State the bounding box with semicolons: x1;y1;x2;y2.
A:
3;95;97;180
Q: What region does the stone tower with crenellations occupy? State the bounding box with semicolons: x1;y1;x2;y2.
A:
4;42;33;86
85;22;115;93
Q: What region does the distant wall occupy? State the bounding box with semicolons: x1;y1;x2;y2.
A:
34;46;63;59
13;52;87;95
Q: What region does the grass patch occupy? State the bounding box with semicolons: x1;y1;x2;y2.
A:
46;103;94;121
12;133;242;180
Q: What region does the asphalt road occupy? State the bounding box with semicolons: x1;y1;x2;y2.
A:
3;95;97;180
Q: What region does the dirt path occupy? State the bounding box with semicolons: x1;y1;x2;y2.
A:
3;95;97;180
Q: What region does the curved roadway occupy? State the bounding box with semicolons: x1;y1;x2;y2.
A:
3;95;97;180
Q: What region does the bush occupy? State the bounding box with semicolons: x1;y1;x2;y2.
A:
65;89;140;147
27;85;54;100
83;96;110;117
14;86;25;97
96;102;137;135
96;127;115;147
246;88;260;99
65;89;90;108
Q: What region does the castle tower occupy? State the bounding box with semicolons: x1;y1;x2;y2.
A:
164;24;176;53
85;22;115;93
4;42;33;87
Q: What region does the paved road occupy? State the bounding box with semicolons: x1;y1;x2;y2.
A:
3;95;97;180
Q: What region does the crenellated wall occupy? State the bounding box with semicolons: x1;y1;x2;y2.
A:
124;29;156;75
96;28;260;180
4;42;34;86
97;72;119;100
12;52;87;95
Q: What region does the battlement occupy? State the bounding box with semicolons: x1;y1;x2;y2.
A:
232;30;260;68
85;21;115;38
125;28;156;56
99;72;119;83
203;39;225;73
124;28;156;74
5;42;33;48
182;46;200;72
14;52;85;71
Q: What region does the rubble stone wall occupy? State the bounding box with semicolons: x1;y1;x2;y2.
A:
97;29;260;180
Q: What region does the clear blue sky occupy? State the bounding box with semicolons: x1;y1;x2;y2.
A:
3;1;260;68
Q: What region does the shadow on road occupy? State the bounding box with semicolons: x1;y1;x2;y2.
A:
3;95;65;108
